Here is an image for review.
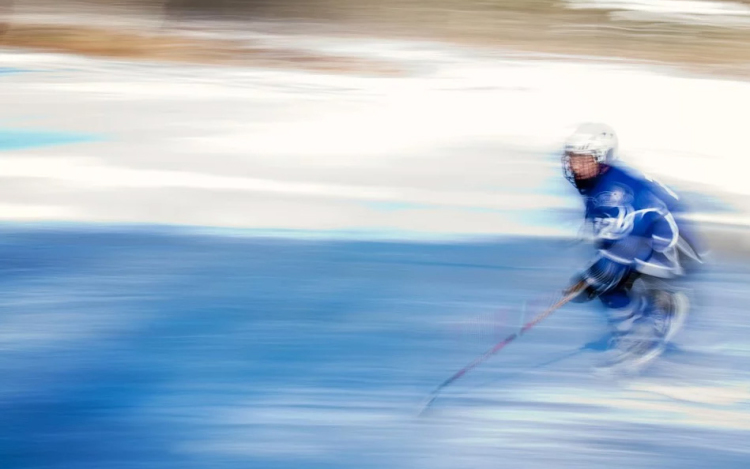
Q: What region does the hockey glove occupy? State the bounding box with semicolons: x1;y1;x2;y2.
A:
567;256;630;302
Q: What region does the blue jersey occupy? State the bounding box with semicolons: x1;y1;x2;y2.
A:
579;164;702;278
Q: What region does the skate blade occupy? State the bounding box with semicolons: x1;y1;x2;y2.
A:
663;293;689;344
594;341;667;375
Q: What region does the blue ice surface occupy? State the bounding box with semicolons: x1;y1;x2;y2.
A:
0;128;100;151
0;224;747;469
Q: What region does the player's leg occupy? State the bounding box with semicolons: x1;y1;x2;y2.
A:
598;273;664;363
640;276;690;343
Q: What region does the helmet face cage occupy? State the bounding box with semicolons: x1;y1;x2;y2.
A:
561;124;616;187
561;152;576;185
562;147;603;185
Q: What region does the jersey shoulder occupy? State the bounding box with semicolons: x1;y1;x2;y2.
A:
605;164;681;211
587;165;643;208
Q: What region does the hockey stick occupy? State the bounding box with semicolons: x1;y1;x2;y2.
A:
418;280;586;416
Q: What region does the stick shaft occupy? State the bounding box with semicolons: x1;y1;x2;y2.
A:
420;281;585;414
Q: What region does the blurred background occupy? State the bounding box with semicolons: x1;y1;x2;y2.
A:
1;1;749;468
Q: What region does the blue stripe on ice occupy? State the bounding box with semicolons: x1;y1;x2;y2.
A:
0;67;33;75
0;128;100;151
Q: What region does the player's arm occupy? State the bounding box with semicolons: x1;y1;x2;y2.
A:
566;198;671;300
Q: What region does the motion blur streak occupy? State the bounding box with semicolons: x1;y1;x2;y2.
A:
0;1;749;468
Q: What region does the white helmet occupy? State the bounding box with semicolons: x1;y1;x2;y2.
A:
562;123;618;185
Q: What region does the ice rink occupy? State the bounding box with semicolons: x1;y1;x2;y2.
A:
1;34;749;468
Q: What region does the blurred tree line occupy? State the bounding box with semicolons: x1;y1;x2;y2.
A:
0;0;554;31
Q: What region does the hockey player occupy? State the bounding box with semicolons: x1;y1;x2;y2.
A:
561;123;704;366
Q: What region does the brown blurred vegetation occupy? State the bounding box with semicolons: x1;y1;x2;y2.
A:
0;0;749;76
